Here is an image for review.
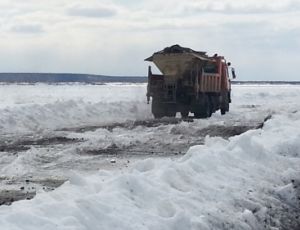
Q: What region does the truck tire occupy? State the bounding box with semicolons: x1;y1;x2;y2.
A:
194;112;203;118
166;111;176;117
193;95;212;119
152;99;165;119
194;104;211;118
221;103;229;115
181;110;189;118
210;96;218;113
166;105;176;117
220;93;229;115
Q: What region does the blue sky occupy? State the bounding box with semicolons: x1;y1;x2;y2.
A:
0;0;299;80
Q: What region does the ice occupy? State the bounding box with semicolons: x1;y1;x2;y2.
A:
0;83;300;229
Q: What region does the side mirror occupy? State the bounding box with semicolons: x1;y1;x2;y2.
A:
231;68;236;79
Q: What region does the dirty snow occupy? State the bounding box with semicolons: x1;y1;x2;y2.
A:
0;83;299;229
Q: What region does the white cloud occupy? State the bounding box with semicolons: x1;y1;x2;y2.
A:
67;4;118;18
0;0;299;80
10;24;44;34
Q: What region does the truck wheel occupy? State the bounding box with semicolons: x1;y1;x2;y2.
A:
194;112;208;118
194;104;211;118
166;104;176;117
207;101;213;117
209;96;217;113
220;93;229;115
152;99;165;119
221;102;229;115
153;112;164;119
194;103;212;118
194;112;203;118
181;110;189;118
166;111;176;117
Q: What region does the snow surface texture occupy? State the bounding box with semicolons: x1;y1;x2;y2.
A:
0;83;151;136
0;83;286;180
0;107;300;229
0;83;299;137
0;84;300;229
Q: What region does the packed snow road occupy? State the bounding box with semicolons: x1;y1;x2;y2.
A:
0;83;300;229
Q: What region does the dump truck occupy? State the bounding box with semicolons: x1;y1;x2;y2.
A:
145;44;236;119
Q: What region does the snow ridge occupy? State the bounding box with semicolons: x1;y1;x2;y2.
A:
0;112;299;229
0;100;150;135
0;84;151;136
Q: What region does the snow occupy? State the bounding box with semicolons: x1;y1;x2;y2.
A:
0;83;299;137
0;83;300;229
1;112;300;229
0;83;151;136
276;183;298;208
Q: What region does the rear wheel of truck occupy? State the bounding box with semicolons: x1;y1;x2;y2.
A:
193;96;212;119
180;105;189;118
220;93;230;115
221;102;229;115
166;111;176;117
221;108;226;115
152;99;165;119
181;110;189;118
194;104;211;119
194;112;203;118
165;104;176;117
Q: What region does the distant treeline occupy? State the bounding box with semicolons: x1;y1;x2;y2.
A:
0;73;147;83
0;73;299;84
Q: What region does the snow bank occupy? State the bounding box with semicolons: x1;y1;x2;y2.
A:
0;100;150;134
1;84;300;136
0;84;151;135
0;111;299;229
1;83;300;136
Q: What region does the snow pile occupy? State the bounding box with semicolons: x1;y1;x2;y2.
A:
0;112;299;229
1;84;300;137
0;100;150;134
227;84;300;123
0;84;151;135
